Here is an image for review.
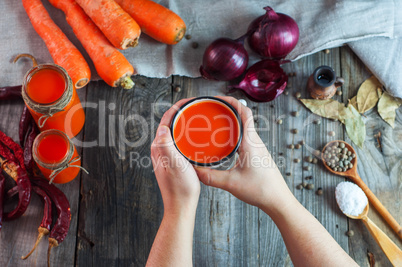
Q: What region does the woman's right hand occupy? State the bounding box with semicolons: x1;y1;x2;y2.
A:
195;96;294;214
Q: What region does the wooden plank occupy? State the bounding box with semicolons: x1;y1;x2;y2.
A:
0;87;86;267
340;46;401;267
75;76;172;266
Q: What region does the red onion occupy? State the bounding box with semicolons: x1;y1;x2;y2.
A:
248;6;299;59
200;36;249;81
229;60;288;102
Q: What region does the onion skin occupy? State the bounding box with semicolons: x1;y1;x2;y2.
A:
200;37;249;81
229;60;288;102
248;6;299;59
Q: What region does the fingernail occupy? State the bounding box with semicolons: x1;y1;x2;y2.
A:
158;126;168;136
239;99;247;107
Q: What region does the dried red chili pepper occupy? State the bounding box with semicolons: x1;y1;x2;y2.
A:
2;186;18;231
0;141;18;165
0;156;19;181
0;130;31;220
31;176;71;267
19;106;33;147
0;130;26;171
0;85;22;100
24;120;39;175
0;142;31;220
3;168;31;221
6;185;18;199
22;185;53;260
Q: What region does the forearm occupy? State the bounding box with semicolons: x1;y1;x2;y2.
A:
261;195;358;267
146;209;196;267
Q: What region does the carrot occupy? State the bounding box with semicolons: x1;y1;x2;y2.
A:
22;0;91;89
47;0;135;89
115;0;186;45
75;0;141;50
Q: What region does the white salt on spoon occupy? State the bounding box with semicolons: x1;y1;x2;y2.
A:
335;181;402;266
335;181;368;216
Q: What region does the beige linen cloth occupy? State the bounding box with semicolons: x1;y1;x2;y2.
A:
0;0;401;98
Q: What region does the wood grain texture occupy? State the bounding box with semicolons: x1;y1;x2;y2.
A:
254;48;350;266
75;77;172;267
0;47;400;267
340;46;402;267
0;88;86;267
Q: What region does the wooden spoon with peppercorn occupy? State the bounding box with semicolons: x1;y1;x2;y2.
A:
337;201;402;266
322;140;402;240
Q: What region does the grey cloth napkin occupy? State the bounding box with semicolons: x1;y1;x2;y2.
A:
0;0;400;98
349;37;402;99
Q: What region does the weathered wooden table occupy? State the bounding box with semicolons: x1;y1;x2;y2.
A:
0;46;401;267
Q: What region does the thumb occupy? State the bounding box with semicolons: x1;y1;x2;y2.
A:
154;125;180;158
195;166;232;191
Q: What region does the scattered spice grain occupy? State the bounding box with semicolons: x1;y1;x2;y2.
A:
346;230;354;237
192;42;199;49
306;183;315;190
316;188;323;195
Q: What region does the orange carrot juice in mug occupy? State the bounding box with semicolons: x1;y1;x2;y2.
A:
171;97;242;168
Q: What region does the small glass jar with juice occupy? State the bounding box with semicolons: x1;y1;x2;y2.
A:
22;64;85;138
32;129;85;184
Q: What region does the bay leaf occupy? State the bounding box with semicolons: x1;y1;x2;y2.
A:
356;76;382;114
344;105;366;148
348;96;358;111
339;105;354;123
300;99;350;123
377;92;402;128
377;87;383;98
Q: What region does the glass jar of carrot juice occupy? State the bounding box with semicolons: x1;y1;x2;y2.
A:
22;64;85;138
33;129;87;184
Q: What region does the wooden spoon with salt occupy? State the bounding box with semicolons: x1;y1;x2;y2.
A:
322;140;402;240
337;202;402;266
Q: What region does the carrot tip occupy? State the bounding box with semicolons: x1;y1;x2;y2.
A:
120;76;135;90
75;78;89;89
121;37;140;50
174;28;186;44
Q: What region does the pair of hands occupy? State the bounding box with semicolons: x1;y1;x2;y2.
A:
151;96;292;216
150;97;360;267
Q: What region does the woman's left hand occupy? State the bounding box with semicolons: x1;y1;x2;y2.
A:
151;98;200;216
